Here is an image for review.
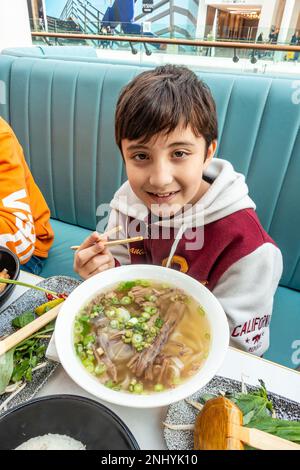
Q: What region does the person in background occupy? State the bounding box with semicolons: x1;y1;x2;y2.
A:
100;26;109;49
205;31;214;57
290;31;299;62
256;32;265;59
0;117;54;274
268;26;278;58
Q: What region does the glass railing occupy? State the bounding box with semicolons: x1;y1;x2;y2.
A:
29;22;300;76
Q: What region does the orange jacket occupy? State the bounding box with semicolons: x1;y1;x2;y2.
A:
0;117;54;263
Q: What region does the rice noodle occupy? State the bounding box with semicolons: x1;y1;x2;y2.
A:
170;357;184;370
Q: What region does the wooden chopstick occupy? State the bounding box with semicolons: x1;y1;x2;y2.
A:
0;303;63;356
71;232;144;251
102;236;143;247
71;235;143;250
70;225;122;250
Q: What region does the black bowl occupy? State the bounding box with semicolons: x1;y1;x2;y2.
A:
0;247;20;306
0;395;140;450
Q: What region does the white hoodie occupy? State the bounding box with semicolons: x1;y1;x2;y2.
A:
105;159;283;356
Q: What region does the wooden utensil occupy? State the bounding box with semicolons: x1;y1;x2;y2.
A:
194;396;300;450
0;303;63;356
70;225;122;250
71;236;143;250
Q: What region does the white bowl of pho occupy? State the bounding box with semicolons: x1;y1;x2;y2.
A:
55;265;229;408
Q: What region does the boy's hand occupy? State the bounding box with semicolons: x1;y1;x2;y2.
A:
73;232;115;280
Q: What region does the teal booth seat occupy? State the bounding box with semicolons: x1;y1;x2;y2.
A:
0;53;299;369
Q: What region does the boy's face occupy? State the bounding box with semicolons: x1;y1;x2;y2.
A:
122;125;217;217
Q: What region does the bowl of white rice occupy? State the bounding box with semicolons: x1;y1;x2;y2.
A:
0;395;139;450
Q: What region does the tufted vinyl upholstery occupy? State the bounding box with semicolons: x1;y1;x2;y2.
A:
0;54;299;367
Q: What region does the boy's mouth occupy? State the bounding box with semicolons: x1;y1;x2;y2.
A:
146;190;180;203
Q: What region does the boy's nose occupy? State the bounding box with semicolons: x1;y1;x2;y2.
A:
149;162;174;188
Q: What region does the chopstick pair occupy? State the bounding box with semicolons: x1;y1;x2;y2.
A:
70;225;143;251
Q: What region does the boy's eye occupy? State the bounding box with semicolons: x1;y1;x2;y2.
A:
173;151;188;159
133;154;148;161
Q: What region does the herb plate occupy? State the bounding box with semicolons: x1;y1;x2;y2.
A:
0;276;81;415
164;376;300;450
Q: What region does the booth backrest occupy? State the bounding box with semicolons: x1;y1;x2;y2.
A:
1;46;98;58
2;46;157;67
0;55;299;290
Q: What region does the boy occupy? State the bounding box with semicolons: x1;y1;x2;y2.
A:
0;117;54;274
74;65;282;356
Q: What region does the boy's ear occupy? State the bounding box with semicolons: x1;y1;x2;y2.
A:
204;140;217;169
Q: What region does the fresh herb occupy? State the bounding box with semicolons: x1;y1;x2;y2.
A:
11;311;35;328
155;318;164;329
0;278;58;296
116;279;150;292
0;310;55;393
117;281;138;292
0;349;15;394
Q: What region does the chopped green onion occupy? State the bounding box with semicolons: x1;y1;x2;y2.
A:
83;334;95;346
116;308;131;322
120;296;132;305
105;379;114;388
144;306;158;315
82;358;95;373
110;319;119;329
126;317;139;327
132;333;143;344
78;315;90;323
146;295;157;302
92;305;104;313
154;384;164;392
136;280;151;287
197;306;206;316
105;309;116;319
95;363;107;376
133;383;143;394
141;312;151;320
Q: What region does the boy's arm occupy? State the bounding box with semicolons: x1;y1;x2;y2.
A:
0;129;36;263
104;208;130;266
212;243;283;356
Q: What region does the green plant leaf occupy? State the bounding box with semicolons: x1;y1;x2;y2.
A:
12;311;35;329
0;349;15;393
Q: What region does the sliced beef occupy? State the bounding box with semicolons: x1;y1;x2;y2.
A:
129;286;153;305
128;301;186;378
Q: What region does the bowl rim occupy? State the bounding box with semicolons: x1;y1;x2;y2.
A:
0;246;20;299
0;394;140;449
55;265;230;408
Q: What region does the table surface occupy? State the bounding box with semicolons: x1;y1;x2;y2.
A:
2;270;300;450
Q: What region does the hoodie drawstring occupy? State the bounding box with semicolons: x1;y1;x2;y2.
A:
165;223;188;269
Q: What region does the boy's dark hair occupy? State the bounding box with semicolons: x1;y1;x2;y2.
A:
115;64;218;156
